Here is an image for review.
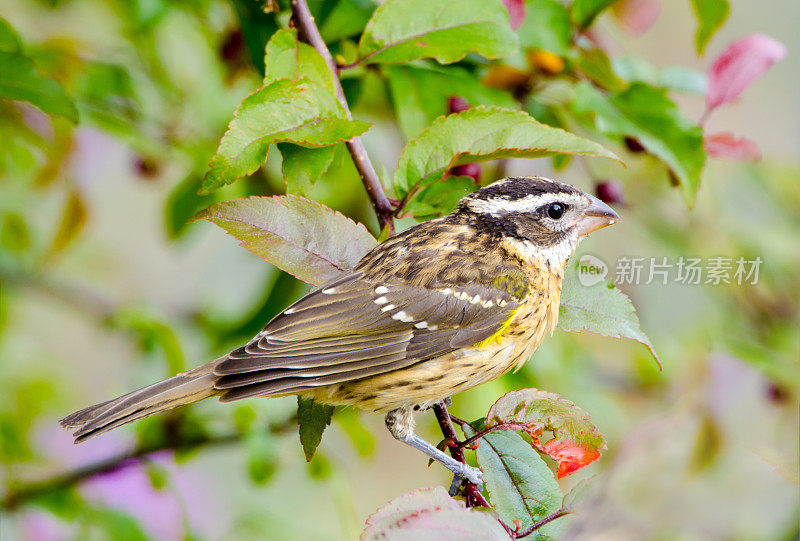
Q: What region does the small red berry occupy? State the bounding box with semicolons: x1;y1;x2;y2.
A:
451;163;481;182
595;180;625;204
447;96;470;114
624;136;645;153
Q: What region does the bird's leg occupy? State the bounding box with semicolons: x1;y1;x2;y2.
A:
385;407;483;490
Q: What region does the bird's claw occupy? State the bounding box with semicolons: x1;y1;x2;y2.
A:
448;464;483;496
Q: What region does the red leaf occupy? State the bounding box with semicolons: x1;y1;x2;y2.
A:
486;389;607;478
612;0;661;34
543;440;602;479
704;132;761;161
706;34;786;115
502;0;525;30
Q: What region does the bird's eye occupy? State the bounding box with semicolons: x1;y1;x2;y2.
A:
546;202;566;220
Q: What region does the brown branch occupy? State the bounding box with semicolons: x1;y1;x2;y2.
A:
513;507;572;539
290;0;395;234
1;414;296;512
431;403;492;510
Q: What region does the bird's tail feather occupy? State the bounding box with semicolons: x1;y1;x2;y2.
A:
60;362;219;443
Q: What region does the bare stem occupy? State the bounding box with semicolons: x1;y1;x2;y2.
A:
290;0;395;234
1;414;296;511
513;507;572;539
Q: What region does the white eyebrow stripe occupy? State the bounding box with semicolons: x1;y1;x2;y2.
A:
465;192;585;215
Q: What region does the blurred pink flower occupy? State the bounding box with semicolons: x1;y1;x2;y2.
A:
37;426;216;540
502;0;525;30
705;34;787;119
704;132;761;161
613;0;661;34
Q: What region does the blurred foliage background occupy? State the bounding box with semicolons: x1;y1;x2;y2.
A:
0;0;797;539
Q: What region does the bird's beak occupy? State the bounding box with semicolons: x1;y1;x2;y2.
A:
576;194;620;237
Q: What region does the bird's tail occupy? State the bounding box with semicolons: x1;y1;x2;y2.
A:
60;362;220;443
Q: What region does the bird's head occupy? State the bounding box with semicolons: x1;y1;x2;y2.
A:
456;176;620;270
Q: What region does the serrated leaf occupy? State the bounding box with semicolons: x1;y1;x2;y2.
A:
263;28;337;93
570;0;621;30
572;81;705;206
0;50;78;123
517;0;572;56
278;143;338;196
466;422;563;539
691;0;729;54
196;195;377;286
297;397;334;461
385;64;516;140
558;261;659;364
393;106;620;200
357;0;518;66
361;486;509;541
486;389;607;478
201;79;371;194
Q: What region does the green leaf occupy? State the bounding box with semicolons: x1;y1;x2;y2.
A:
385;64;516;140
658;66;707;95
361;486;509;540
466;422;564;539
406;176;477;220
517;0;572;56
247;429;278;484
558;261;659;364
164;174;216;239
263;28;337;94
297;397;334;461
201;79;371;195
278;143;338;196
0;50;78;123
576;48;625;92
393;106;620;200
357;0;518;65
691;0;730;54
197;195;377;286
72;61;139;137
570;0;621;30
486;388;607;478
572;81;705;206
319;0;377;42
0;17;22;52
336;408;376;456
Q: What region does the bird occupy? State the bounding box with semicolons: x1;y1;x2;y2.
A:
60;176;619;488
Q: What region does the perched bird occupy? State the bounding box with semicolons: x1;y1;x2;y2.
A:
61;176;619;487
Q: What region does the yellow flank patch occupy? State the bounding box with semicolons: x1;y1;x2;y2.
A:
475;308;519;349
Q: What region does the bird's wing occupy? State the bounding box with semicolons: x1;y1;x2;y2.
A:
213;271;527;401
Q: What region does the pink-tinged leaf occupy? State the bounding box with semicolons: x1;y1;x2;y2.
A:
503;0;526;30
704;132;761;161
196;196;377;286
706;34;787;114
486;388;607;478
361;486;509;540
612;0;661;34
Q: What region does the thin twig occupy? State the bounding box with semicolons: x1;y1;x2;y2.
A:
458;422;531;450
1;415;296;511
431;403;491;509
290;0;395;234
513;507;572;539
